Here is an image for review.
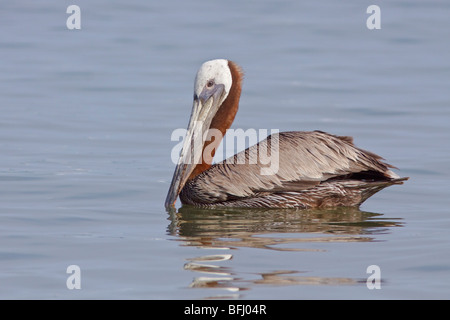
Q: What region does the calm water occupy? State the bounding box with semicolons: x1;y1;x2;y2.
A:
1;0;450;299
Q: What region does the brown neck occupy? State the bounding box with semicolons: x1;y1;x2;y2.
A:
188;60;243;180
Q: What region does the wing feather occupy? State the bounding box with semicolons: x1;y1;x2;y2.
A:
186;131;397;203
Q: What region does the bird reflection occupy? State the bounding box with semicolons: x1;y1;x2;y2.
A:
167;206;402;298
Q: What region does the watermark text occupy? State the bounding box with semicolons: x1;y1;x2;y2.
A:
171;126;280;175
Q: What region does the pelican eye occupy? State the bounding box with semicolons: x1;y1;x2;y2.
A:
206;80;215;88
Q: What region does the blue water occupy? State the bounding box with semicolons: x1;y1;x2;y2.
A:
1;0;450;299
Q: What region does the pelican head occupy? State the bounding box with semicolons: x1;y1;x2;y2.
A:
165;59;233;208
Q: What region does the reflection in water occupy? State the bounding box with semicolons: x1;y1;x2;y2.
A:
167;206;402;298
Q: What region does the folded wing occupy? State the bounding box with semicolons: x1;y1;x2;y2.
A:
184;131;400;204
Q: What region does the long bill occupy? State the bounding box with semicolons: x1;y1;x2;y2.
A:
164;85;225;209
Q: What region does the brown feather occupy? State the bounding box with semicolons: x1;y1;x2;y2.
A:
180;131;408;208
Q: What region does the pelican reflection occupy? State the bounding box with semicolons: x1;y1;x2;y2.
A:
167;206;402;298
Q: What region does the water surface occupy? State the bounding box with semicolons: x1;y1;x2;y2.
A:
1;0;450;299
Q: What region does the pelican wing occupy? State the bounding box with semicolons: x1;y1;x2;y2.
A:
186;131;398;204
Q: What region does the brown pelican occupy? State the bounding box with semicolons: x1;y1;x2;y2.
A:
165;59;408;209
